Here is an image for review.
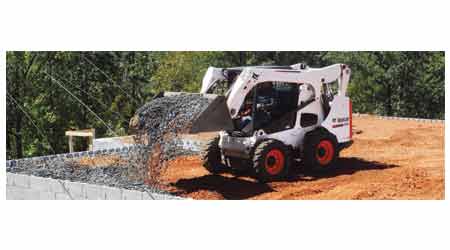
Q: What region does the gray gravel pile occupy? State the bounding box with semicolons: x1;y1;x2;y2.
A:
6;148;165;193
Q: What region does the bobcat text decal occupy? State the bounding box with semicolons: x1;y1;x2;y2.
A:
332;117;349;128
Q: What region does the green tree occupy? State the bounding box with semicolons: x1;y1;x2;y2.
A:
6;51;445;159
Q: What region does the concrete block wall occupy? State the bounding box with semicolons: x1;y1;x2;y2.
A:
376;115;444;123
92;135;204;152
172;138;204;152
353;113;444;123
5;140;199;200
6;173;184;200
93;135;135;150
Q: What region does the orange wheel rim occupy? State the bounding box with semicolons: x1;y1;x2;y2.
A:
265;149;285;175
316;140;334;166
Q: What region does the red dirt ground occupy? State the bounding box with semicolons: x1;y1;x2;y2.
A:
159;115;445;200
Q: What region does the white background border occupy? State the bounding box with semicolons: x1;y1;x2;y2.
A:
1;0;448;250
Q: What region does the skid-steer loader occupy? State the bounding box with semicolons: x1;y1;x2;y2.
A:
173;63;352;182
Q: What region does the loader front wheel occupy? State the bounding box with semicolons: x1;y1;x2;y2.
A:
202;136;225;174
253;140;292;182
303;130;338;172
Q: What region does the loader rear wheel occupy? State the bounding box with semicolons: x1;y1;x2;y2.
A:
253;140;292;182
201;136;225;174
303;130;338;172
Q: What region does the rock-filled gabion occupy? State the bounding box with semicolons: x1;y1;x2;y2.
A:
6;145;164;193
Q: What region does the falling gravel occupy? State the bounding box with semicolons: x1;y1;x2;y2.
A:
133;94;210;147
130;93;212;182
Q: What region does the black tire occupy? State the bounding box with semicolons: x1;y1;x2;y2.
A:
303;129;338;172
253;139;292;182
201;136;225;174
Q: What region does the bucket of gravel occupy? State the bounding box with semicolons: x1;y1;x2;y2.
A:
129;93;232;184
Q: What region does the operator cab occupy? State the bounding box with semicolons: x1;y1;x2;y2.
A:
233;82;302;136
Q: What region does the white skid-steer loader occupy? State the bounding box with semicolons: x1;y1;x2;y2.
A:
168;63;353;182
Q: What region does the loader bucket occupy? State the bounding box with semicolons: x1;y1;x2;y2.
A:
189;94;234;133
160;91;234;133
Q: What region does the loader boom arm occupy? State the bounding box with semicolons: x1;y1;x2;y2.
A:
200;67;227;94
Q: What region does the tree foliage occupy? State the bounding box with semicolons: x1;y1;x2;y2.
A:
6;51;444;159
